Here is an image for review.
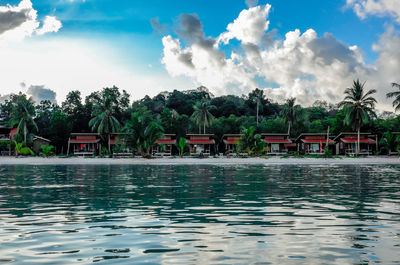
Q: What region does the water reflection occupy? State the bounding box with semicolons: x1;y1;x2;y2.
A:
0;165;400;264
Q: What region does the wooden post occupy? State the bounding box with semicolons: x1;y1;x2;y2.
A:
326;126;330;150
67;138;70;155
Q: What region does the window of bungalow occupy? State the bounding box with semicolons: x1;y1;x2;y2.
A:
271;144;280;153
311;143;319;152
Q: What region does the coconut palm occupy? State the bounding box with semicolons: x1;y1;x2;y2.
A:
281;98;298;136
379;131;400;154
89;90;121;152
191;101;215;134
338;79;377;154
123;111;164;158
10;94;38;144
238;126;265;155
386;82;400;112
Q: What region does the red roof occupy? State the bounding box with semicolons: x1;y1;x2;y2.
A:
341;138;376;143
187;139;215;144
69;139;100;143
302;139;335;144
156;139;176;144
284;143;296;147
224;140;238;144
264;139;292;143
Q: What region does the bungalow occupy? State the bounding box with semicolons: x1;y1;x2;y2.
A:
262;133;292;155
32;136;51;154
153;134;176;156
109;133;133;156
296;133;335;154
0;126;12;155
223;134;241;154
67;133;101;156
334;133;377;155
186;134;215;156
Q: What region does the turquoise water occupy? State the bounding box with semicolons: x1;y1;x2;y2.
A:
1;165;400;264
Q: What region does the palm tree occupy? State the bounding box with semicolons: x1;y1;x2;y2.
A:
191;101;215;134
338;79;377;155
386;82;400;112
379;131;400;154
238;126;265;155
10;94;38;144
89;90;121;152
281;98;298;136
123;112;164;158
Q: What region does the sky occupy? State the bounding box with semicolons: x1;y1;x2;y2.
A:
0;0;399;110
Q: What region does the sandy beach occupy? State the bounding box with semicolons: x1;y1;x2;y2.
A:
0;156;400;165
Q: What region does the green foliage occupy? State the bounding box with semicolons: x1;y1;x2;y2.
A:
40;145;55;157
9;94;38;144
15;142;34;156
176;137;187;157
123;110;164;158
89;87;122;151
386;83;400;112
191;100;215;134
338;79;377;154
323;149;333;158
238;126;265;156
379;131;400;154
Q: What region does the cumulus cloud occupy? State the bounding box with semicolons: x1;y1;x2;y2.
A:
36;16;62;35
27;85;57;104
161;4;400;109
347;0;400;22
0;0;62;42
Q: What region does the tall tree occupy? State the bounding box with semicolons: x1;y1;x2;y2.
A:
386;82;400;112
281;98;299;136
191;101;215;134
9;94;38;144
338;79;377;154
123;111;164;158
89;88;121;152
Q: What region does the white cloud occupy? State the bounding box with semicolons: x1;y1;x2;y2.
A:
0;0;62;43
218;4;271;45
36;16;62;35
347;0;400;22
161;4;400;110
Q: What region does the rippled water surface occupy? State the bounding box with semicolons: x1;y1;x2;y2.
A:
1;164;400;264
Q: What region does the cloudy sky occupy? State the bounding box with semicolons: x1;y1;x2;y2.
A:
0;0;399;110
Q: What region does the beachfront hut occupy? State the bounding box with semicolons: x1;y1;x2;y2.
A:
334;132;377;155
186;134;215;156
0;126;12;156
153;134;176;156
262;133;292;155
109;133;133;156
296;133;335;154
32;136;51;154
223;134;241;154
67;133;101;155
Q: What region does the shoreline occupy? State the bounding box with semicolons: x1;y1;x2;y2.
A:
0;156;400;165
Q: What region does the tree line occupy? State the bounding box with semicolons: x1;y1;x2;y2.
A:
1;80;400;156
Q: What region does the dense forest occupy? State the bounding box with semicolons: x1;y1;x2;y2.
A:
1;81;400;155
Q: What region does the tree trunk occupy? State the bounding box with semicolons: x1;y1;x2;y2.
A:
203;122;206;134
256;99;259;125
287;122;291;136
24;122;27;144
199;125;201;134
357;126;360;155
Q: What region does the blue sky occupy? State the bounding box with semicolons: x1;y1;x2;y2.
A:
1;0;400;109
